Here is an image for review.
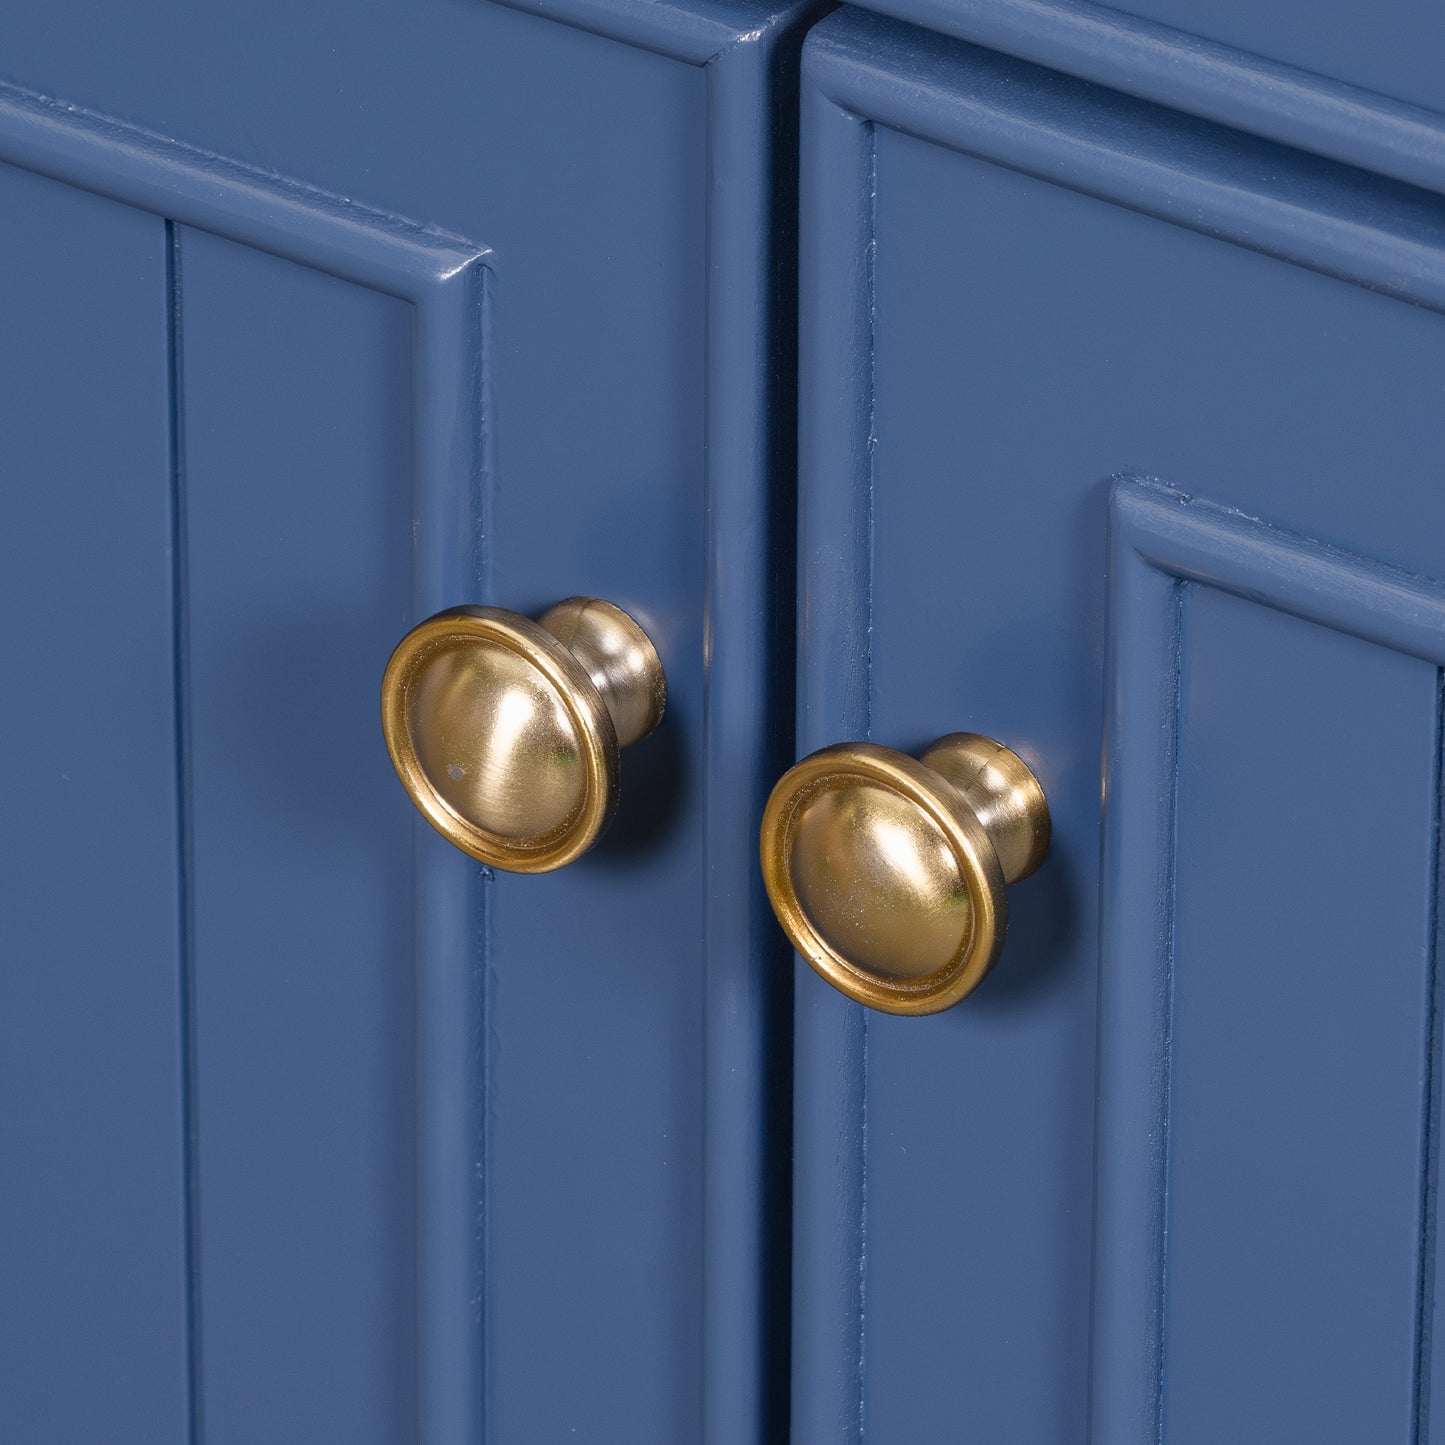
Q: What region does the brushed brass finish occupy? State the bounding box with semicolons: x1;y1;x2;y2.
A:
760;733;1050;1015
381;597;665;873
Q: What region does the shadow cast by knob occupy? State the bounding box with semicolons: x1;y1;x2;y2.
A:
588;709;690;866
967;837;1080;1013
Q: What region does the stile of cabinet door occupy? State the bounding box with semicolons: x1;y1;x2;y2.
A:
794;11;1445;1444
0;0;805;1439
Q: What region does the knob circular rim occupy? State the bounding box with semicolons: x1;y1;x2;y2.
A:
381;604;622;873
760;735;1049;1016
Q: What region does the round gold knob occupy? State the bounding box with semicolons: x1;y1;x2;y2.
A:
381;597;666;873
760;733;1050;1015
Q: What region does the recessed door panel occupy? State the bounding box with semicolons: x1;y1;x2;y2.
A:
0;162;189;1445
795;13;1445;1442
1165;585;1436;1441
179;230;418;1444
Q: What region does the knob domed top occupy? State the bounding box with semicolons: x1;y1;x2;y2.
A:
382;600;663;873
760;735;1048;1014
787;774;976;983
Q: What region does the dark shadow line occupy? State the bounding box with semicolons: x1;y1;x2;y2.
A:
166;218;204;1445
1412;666;1445;1444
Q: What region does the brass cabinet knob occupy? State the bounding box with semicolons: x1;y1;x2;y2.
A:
381;597;666;873
760;733;1050;1015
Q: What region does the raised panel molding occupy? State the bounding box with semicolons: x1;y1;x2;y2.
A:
805;10;1445;317
844;0;1445;199
1099;475;1445;1443
0;74;492;1445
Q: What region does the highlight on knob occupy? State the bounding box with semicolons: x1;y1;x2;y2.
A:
381;597;665;874
759;733;1049;1015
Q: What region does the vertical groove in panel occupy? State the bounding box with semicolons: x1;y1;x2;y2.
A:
1413;669;1445;1445
0;163;188;1442
165;218;202;1445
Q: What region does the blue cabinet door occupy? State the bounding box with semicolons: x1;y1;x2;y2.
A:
793;10;1445;1443
0;2;807;1439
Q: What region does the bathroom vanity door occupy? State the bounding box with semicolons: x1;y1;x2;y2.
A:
791;11;1445;1443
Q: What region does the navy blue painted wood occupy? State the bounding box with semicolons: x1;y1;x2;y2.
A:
0;164;190;1445
1105;0;1445;115
842;0;1445;195
0;0;809;1439
1100;480;1445;1442
1167;589;1433;1439
16;0;1445;1438
0;83;491;1441
796;10;1445;1441
1086;485;1445;1445
179;231;420;1444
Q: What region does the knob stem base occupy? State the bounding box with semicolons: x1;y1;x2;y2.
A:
920;733;1050;885
538;597;667;749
